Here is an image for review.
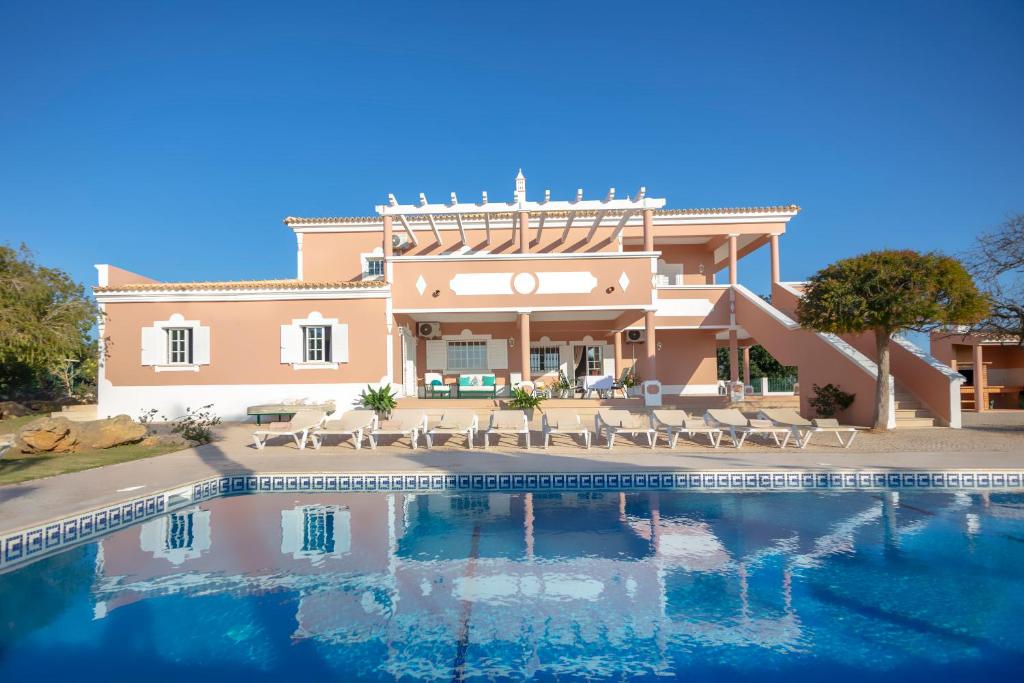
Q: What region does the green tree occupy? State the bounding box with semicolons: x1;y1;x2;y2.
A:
797;250;988;430
717;345;796;382
0;244;99;399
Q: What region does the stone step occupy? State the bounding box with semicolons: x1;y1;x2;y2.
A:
50;406;98;422
895;408;932;419
61;403;98;413
894;416;936;428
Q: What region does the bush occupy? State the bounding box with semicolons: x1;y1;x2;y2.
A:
169;404;221;444
508;387;543;410
360;384;398;416
808;384;855;418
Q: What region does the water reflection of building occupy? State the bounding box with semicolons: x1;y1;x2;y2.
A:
91;489;987;677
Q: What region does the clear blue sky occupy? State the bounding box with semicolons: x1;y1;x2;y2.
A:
1;0;1021;298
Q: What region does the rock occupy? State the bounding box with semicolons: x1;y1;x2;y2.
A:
139;433;187;449
0;401;32;419
16;414;147;453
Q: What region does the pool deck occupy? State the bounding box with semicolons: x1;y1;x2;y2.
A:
1;414;1023;535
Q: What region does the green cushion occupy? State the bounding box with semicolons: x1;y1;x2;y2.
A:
458;376;471;387
430;379;442;386
482;375;496;386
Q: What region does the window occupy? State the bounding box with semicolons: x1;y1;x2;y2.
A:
302;507;336;553
165;512;195;551
530;346;560;373
447;341;487;370
586;346;603;375
303;325;332;363
364;257;385;279
167;328;192;365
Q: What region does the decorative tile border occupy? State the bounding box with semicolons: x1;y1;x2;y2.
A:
3;469;1023;573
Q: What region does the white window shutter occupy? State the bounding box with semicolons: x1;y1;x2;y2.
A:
602;344;616;376
141;326;163;366
559;345;574;378
331;323;349;363
280;324;301;364
486;339;508;369
193;326;211;365
425;340;446;370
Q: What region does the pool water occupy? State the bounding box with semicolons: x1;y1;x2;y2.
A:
1;489;1023;681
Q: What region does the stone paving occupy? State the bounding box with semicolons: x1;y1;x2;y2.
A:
1;415;1022;535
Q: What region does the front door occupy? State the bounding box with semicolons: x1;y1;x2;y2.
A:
402;331;417;397
573;345;603;380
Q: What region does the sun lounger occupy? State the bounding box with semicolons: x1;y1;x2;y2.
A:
704;408;791;448
758;409;858;448
425;409;479;449
369;410;428;450
311;409;377;450
251;408;326;450
541;409;592;449
483;410;530;449
652;410;722;448
595;409;656;449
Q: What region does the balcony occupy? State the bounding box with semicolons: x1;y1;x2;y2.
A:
653;285;731;327
390;251;658;312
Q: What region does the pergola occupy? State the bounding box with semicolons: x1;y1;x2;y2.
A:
375;170;667;251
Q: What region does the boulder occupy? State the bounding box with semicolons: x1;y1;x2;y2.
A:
16;414;147;453
139;433;188;449
0;401;32;419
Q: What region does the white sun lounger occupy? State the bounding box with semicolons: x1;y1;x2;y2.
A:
758;409;858;448
369;410;428;450
542;409;592;449
311;409;377;450
652;410;723;448
483;410;531;449
595;409;656;449
425;409;479;449
251;409;326;450
704;408;791;449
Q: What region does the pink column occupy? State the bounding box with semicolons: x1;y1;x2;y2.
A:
383;215;393;283
614;331;624;378
644;310;657;381
643;209;654;252
742;345;751;388
728;234;738;286
729;330;739;385
518;211;530;253
770;234;780;284
518;312;531;381
973;342;986;411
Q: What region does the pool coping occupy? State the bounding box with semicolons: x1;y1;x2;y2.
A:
3;467;1024;574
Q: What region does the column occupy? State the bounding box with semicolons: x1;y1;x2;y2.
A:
973;342;986;411
729;329;739;385
728;234;738;286
643;209;654;252
644;310;657;381
518;211;530;253
614;330;624;378
769;234;780;284
518;311;531;382
742;345;751;388
382;215;393;283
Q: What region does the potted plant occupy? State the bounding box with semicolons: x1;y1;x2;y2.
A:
555;370;574;398
506;386;544;421
622;367;641;396
359;384;398;420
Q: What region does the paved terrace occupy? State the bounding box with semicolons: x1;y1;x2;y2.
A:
1;412;1021;534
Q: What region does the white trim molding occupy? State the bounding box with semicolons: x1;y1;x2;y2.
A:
391;251;661;263
96;287;390;304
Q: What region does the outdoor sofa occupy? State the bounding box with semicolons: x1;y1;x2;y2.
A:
457;373;498;398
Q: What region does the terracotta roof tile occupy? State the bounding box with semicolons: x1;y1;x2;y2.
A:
94;279;386;293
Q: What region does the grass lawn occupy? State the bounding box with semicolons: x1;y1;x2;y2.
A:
0;414;186;486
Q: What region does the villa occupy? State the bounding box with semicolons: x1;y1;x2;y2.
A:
93;172;965;429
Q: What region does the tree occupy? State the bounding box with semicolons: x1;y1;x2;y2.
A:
796;250;988;430
964;214;1024;344
717;345;796;382
0;244;99;399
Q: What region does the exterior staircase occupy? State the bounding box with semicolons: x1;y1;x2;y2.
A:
50;404;98;422
893;385;937;428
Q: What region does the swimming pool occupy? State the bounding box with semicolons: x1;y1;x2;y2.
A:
1;489;1022;681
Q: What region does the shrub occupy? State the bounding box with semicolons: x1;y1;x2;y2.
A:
360;384;398;416
169;404;221;444
808;384;855;418
508;387;543;410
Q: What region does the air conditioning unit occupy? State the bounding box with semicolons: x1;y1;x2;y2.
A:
417;322;441;339
625;329;646;344
392;234;412;251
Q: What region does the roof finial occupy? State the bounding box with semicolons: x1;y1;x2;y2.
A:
514;168;526;203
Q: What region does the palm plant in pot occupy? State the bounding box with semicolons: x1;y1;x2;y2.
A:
554;370;574;398
507;386;544;421
359;384;398;420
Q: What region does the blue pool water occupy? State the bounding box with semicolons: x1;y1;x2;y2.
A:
1;489;1023;681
